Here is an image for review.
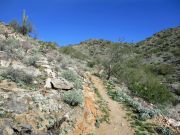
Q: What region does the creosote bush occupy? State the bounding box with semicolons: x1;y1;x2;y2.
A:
0;67;33;85
63;90;83;106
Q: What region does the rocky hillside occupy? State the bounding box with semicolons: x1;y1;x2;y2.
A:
136;26;180;92
0;22;89;134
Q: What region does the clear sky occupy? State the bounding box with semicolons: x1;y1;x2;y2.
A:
0;0;180;45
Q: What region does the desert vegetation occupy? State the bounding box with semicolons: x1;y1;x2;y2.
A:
9;10;33;36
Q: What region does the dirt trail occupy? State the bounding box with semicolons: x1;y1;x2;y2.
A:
70;73;98;135
90;75;134;135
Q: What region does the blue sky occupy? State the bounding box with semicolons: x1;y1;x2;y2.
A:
0;0;180;45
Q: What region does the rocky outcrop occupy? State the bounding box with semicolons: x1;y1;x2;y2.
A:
44;77;74;90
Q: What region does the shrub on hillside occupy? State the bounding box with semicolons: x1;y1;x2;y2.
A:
63;90;83;106
59;46;88;60
0;67;33;85
107;86;161;120
155;64;174;75
23;55;39;67
61;70;83;89
39;41;57;53
171;48;180;57
128;72;173;104
109;61;174;104
87;60;96;68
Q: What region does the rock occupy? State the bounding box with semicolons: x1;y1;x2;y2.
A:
0;60;11;67
44;68;56;78
23;67;42;77
4;96;28;114
0;119;14;135
44;77;73;90
51;78;73;90
168;118;180;127
12;124;35;135
44;78;52;89
3;126;14;135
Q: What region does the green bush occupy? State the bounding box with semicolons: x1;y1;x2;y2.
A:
155;64;174;75
107;85;161;120
0;67;33;85
61;70;83;89
171;48;180;57
129;72;173;104
110;62;174;104
61;70;77;82
59;46;88;60
87;61;96;68
63;90;83;106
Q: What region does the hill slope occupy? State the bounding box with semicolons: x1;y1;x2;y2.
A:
71;26;180;120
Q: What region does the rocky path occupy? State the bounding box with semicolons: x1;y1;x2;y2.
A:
90;75;134;135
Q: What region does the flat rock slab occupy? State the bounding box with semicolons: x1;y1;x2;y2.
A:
45;77;74;90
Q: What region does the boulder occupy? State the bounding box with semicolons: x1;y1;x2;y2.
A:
11;124;35;135
44;77;73;90
168;118;180;127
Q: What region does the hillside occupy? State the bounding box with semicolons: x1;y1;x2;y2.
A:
0;22;88;134
71;27;180;120
0;21;180;135
73;27;180;95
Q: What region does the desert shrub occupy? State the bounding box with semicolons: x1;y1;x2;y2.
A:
107;85;161;120
61;70;82;89
63;90;83;106
23;55;39;67
171;48;180;57
156;127;173;135
0;39;20;52
155;64;174;75
87;60;96;68
59;46;88;60
20;41;33;52
9;20;20;32
14;48;26;60
45;50;62;62
39;41;57;53
9;10;33;35
0;67;33;85
0;39;25;59
61;70;77;82
129;72;173;104
109;61;174;104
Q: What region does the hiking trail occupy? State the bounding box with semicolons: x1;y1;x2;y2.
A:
70;73;134;135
